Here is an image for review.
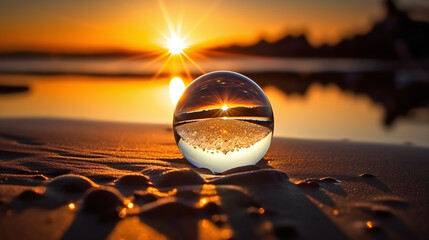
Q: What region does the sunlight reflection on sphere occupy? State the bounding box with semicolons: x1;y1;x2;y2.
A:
173;71;274;173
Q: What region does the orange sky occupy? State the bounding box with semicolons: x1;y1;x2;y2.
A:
0;0;393;52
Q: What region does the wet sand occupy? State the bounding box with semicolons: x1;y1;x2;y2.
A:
0;118;429;240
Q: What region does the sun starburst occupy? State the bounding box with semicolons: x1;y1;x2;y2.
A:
167;34;186;55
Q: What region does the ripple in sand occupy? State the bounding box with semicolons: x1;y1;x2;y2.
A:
359;173;376;178
155;169;204;188
141;166;175;178
212;169;288;185
31;174;49;181
115;174;151;188
47;174;97;193
133;191;158;204
295;180;320;189
140;198;200;218
220;165;262;175
17;189;44;200
82;189;125;219
320;177;340;183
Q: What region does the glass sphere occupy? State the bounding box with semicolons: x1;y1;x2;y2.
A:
173;71;274;173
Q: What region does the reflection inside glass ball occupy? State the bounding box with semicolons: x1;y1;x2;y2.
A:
173;71;274;173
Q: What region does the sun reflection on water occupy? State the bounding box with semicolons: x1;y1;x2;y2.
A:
169;77;186;104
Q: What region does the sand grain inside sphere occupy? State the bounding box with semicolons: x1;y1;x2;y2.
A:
176;118;271;154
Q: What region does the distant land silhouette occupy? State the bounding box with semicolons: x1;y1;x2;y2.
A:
243;71;429;127
1;0;428;60
214;0;429;60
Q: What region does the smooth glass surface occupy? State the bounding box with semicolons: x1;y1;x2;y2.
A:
173;71;274;173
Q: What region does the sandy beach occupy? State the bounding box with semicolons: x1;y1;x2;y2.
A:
0;118;428;240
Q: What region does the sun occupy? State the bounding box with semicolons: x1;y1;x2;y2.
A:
167;35;186;55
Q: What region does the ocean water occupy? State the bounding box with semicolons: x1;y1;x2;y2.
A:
0;57;428;147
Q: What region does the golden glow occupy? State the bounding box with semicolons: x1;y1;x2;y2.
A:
4;76;418;145
146;187;177;198
366;221;373;229
221;105;228;111
198;219;233;240
333;209;339;216
167;35;186;55
108;216;168;240
119;208;127;218
68;203;76;210
199;197;209;206
199;184;220;207
147;1;206;81
0;1;383;52
124;199;134;209
169;77;186;104
200;184;217;195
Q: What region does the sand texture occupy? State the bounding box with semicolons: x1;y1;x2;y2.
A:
0;118;429;240
176;118;271;154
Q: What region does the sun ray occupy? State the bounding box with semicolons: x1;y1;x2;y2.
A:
150;0;223;80
178;54;193;80
157;0;175;39
143;51;171;66
152;54;173;80
182;52;205;74
113;50;167;64
185;50;210;61
183;0;222;41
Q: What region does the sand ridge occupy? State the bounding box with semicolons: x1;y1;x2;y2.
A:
175;118;271;154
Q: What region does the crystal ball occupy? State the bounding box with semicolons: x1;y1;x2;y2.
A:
173;71;274;173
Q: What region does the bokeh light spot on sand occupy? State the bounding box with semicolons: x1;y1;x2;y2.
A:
199;197;208;206
333;209;339;216
366;220;374;229
119;208;127;218
68;202;76;210
124;199;134;209
199;196;220;207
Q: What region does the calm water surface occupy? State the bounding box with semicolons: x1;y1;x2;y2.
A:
0;57;428;147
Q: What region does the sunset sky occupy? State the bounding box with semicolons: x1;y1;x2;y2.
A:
0;0;426;52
